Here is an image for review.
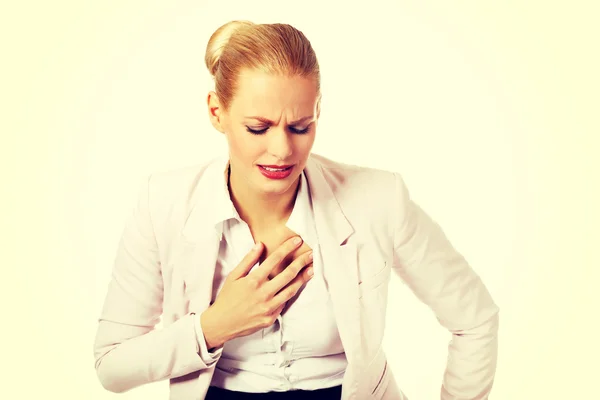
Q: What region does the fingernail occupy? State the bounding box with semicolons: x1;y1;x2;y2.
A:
307;267;314;277
308;252;313;260
293;237;302;245
253;242;261;250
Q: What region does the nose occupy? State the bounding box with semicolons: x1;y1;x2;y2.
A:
267;129;293;160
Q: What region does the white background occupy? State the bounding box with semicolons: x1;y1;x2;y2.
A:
2;1;598;399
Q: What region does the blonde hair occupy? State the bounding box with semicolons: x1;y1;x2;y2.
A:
205;20;320;111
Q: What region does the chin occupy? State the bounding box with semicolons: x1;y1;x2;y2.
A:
255;172;300;192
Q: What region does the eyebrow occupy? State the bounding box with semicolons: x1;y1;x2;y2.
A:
245;115;314;125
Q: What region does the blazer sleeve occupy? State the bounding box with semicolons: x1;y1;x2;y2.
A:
391;173;500;400
93;174;219;393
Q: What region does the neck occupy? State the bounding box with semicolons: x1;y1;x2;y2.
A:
228;165;300;230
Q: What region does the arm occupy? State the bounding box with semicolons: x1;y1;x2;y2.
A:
93;175;221;393
391;173;499;400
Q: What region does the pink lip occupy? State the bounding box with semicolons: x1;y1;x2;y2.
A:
259;164;294;168
257;165;294;180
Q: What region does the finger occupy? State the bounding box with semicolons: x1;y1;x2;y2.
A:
260;302;286;328
269;272;311;309
228;242;264;281
250;236;303;282
264;249;313;295
270;302;286;317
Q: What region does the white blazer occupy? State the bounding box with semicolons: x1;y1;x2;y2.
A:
93;152;499;400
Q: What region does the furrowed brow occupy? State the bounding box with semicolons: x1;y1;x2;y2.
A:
245;115;314;125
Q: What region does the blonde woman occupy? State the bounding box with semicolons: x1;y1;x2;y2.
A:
93;20;499;400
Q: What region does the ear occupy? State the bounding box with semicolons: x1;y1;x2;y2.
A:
316;94;322;119
207;91;226;133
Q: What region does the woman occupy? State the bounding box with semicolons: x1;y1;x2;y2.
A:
93;20;499;400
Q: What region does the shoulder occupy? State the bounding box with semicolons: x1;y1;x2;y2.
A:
147;156;220;193
142;155;224;220
309;153;401;198
308;153;408;241
135;156;227;245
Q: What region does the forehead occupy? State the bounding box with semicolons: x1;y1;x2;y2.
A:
229;69;319;116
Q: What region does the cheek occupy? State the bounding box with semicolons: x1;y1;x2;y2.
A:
227;130;261;160
297;133;316;154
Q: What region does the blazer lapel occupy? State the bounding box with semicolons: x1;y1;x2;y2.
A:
305;156;363;367
174;231;221;315
174;155;230;315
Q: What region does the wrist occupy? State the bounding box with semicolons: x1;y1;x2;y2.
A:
200;307;227;350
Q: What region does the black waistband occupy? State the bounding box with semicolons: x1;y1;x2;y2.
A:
205;384;342;399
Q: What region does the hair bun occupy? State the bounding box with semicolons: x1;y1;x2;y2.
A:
205;20;255;77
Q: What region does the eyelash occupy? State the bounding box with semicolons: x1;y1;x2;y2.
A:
246;126;310;135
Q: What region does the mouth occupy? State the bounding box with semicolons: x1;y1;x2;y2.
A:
257;164;295;179
258;165;294;171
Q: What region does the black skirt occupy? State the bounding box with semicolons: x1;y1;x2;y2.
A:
205;384;343;399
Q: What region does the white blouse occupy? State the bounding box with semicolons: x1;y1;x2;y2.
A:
193;168;348;392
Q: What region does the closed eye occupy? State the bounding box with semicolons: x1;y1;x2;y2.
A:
246;126;269;135
290;126;310;134
246;125;311;135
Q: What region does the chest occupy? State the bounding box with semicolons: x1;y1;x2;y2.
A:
250;224;314;280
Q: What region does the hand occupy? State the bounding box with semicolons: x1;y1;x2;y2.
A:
200;236;314;349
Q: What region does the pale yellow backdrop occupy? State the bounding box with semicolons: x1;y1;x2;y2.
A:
2;1;598;399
